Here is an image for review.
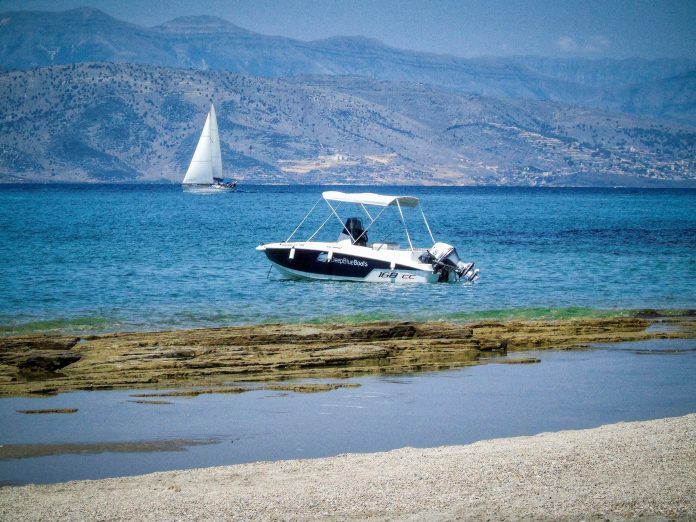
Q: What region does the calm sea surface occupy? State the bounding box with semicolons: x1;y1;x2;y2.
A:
1;184;695;333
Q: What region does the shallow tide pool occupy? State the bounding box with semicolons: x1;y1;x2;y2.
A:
2;337;695;485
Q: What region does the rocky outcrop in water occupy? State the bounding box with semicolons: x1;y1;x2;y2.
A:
0;337;81;375
1;316;693;396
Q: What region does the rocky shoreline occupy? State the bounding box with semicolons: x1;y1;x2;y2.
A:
1;414;694;521
0;314;694;396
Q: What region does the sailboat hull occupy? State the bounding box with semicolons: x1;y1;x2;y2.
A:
182;184;235;193
212;183;237;192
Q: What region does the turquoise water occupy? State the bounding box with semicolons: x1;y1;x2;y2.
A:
1;185;695;333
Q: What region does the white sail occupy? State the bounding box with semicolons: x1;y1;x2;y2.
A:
182;104;222;185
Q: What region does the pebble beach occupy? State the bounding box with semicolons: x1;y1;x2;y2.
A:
1;414;694;521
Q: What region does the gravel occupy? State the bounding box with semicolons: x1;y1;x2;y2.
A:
1;414;695;521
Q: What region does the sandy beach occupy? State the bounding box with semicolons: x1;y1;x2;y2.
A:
1;414;694;521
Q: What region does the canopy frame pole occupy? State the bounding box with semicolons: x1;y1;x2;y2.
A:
307;199;345;241
397;201;413;250
286;196;322;242
360;204;374;223
420;205;436;244
306;210;336;241
307;202;342;241
353;205;388;245
325;200;348;234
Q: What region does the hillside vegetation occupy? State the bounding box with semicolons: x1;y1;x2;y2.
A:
0;63;694;185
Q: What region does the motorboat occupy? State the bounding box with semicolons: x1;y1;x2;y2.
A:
182;103;237;192
256;191;478;283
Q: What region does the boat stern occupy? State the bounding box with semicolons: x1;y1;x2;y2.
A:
425;242;479;282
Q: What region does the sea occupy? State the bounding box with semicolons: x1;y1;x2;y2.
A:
1;184;695;333
1;184;695;485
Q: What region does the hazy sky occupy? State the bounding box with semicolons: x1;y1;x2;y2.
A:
1;0;694;59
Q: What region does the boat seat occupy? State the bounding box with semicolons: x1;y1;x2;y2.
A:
373;242;400;250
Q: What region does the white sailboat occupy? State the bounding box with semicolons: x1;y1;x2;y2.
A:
182;103;236;191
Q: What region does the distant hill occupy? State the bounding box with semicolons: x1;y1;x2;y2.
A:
1;7;695;123
0;63;693;186
600;71;696;125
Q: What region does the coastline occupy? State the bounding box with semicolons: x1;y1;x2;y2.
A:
1;414;694;520
1;314;694;397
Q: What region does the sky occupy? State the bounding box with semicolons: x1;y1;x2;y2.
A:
0;0;694;60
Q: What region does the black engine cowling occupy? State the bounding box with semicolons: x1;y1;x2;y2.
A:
428;242;477;281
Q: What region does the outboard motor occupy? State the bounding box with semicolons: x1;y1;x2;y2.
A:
428;242;477;282
339;217;368;246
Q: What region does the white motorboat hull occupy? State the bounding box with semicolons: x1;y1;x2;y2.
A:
258;242;447;283
271;261;440;283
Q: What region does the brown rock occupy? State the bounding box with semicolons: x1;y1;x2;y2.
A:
0;316;692;397
16;352;82;373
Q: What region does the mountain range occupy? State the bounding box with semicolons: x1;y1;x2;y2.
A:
1;62;693;186
0;7;694;185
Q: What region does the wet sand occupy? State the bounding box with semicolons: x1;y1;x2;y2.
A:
0;439;219;460
1;315;694;397
0;414;694;521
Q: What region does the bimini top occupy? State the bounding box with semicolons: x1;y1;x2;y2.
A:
322;191;419;208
